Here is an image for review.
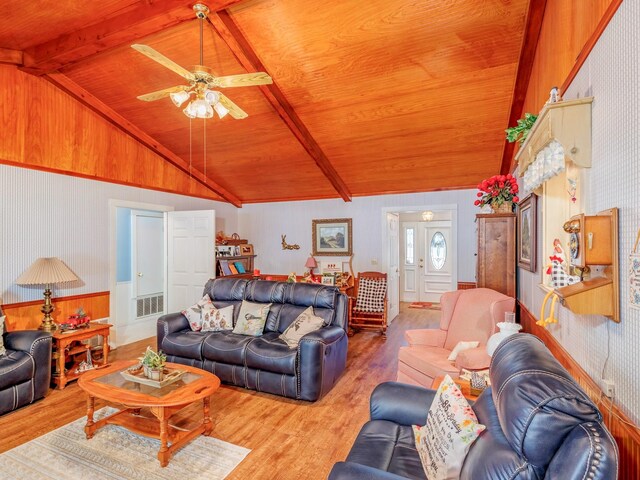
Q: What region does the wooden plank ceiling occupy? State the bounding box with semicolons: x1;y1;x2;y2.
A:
0;0;531;204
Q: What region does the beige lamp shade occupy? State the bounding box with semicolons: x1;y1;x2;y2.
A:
16;257;79;285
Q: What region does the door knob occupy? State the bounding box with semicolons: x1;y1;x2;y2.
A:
137;272;143;277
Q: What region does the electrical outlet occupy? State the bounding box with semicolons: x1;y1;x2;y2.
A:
371;258;378;265
603;379;615;398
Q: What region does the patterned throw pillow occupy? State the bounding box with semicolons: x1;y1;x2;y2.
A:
182;294;213;332
201;305;234;332
355;277;387;312
232;301;271;336
0;315;6;357
279;306;325;348
413;375;486;480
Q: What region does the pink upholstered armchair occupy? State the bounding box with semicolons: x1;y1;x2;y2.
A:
397;288;515;388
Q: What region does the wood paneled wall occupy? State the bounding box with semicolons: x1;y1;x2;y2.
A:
519;302;640;479
0;65;222;201
2;292;109;331
522;0;620;114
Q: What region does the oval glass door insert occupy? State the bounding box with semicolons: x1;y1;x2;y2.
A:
430;232;446;270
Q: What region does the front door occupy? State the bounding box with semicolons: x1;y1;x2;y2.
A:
420;221;455;302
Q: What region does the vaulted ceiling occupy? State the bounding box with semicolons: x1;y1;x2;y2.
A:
0;0;534;205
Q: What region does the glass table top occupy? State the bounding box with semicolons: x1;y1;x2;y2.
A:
95;367;202;399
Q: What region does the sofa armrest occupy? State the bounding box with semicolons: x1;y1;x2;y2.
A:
157;312;189;346
328;462;411;480
404;328;446;347
297;326;347;401
299;325;345;345
370;381;436;426
5;330;52;400
455;346;491;370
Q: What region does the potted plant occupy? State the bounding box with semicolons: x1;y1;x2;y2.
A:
140;346;167;381
505;113;538;145
474;174;519;213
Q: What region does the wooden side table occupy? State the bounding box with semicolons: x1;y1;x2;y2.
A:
431;375;483;401
51;323;112;389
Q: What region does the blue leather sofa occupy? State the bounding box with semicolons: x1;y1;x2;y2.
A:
158;278;348;401
329;334;618;479
0;328;52;416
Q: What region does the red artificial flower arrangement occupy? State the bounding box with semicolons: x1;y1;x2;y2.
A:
474;174;519;209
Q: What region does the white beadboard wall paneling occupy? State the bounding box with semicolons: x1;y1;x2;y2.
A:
238;190;478;282
0;164;238;304
518;0;639;424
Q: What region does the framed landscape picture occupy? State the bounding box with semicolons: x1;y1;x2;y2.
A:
517;193;537;272
312;218;352;256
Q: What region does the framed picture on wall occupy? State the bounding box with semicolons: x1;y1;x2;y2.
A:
312;218;352;256
517;193;537;272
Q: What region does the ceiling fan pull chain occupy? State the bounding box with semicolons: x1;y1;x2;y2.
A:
189;118;193;180
199;14;204;66
203;118;207;183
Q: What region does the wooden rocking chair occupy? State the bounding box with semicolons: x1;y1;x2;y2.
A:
347;271;388;338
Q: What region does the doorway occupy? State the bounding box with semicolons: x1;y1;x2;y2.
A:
109;200;174;347
382;205;458;316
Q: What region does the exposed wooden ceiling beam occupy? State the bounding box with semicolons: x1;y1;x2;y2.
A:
21;0;245;75
208;11;352;202
45;72;242;207
0;48;23;65
499;0;547;175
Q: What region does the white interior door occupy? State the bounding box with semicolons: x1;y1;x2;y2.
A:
386;213;400;322
132;211;164;299
167;210;215;313
400;222;418;302
420;221;456;302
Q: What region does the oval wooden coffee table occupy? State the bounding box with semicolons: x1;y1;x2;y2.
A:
78;360;220;467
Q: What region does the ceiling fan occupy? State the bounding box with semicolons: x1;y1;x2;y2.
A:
132;3;272;120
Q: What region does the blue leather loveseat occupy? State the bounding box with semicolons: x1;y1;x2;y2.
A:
329;334;618;479
158;278;348;401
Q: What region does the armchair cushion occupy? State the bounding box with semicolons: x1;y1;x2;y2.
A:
355;277;387;313
398;346;459;382
404;328;446;347
455;346;492;370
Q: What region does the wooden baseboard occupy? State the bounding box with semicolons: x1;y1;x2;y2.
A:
2;291;110;331
457;282;477;290
518;301;640;478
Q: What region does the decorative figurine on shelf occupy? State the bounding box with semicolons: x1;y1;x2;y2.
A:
545;239;580;288
547;86;561;104
567;177;577;203
286;272;297;283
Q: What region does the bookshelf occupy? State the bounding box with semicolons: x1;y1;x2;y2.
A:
216;255;256;277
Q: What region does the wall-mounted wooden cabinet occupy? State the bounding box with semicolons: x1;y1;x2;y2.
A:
476;214;516;298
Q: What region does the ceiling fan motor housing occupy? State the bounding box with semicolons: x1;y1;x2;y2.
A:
193;4;210;19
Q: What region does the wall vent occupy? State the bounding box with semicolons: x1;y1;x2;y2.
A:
136;294;164;318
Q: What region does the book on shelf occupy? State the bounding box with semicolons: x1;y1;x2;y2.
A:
229;264;239;274
234;262;246;274
219;259;233;276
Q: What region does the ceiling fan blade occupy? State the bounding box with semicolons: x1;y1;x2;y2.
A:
218;93;248;119
137;85;190;102
212;72;273;88
131;44;195;81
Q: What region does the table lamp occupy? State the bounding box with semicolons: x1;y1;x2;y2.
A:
305;255;318;277
16;257;79;331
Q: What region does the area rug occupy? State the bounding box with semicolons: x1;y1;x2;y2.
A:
0;407;250;480
409;302;441;310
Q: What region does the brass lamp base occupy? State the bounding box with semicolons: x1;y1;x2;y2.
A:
39;287;58;332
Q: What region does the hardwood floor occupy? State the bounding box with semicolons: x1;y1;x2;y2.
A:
0;304;440;479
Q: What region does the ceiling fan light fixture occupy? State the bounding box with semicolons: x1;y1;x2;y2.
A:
213;102;229;119
204;89;220;105
170;90;190;107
